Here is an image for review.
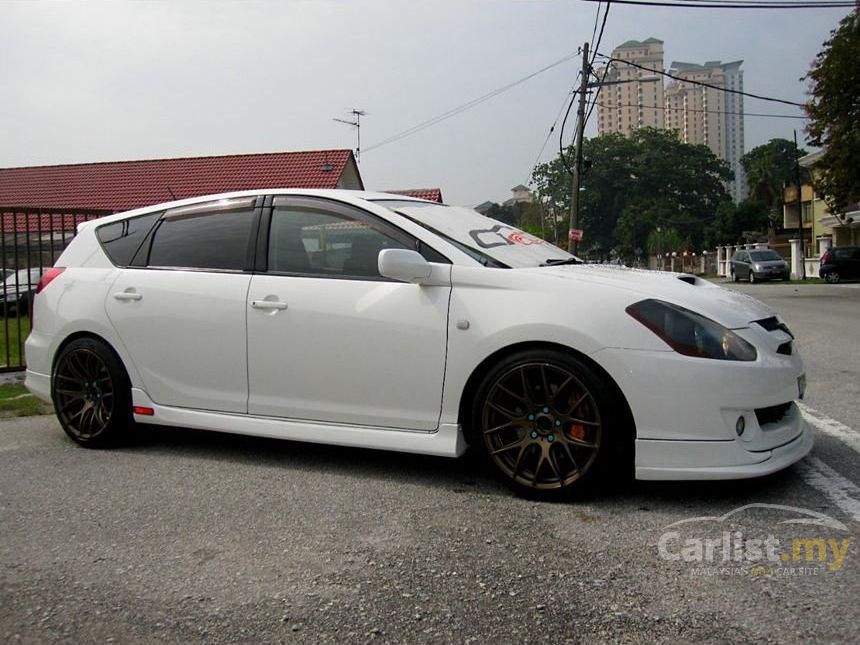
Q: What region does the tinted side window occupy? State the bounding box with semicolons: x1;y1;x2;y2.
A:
148;208;254;271
269;205;408;278
96;213;160;266
834;249;851;260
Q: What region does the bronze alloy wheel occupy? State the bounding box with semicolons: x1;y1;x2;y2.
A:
480;361;602;491
54;348;116;441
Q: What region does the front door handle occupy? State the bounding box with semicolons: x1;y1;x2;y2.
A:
113;291;142;301
251;300;288;310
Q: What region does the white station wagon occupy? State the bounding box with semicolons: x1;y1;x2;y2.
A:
25;190;812;498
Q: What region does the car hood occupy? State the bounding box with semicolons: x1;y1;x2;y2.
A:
526;264;775;329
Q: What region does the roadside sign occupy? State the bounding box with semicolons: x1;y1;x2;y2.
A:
568;228;583;242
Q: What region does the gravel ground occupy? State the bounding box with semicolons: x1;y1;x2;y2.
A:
1;280;859;644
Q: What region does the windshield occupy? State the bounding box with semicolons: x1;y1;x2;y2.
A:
372;200;575;268
750;250;783;262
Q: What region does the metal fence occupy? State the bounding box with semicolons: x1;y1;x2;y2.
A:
1;206;112;372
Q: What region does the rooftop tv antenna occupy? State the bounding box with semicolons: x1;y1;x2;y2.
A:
333;108;366;163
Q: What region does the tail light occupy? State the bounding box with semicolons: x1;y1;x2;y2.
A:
35;267;65;294
821;250;832;265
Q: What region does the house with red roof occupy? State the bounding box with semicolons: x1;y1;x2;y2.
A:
386;188;444;203
0;149;363;214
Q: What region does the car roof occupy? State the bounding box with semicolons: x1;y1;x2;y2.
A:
81;189;434;230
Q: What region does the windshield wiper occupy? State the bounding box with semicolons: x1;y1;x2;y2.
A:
540;258;582;267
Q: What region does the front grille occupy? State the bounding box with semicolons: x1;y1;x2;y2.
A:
777;341;792;355
755;402;792;428
754;316;793;338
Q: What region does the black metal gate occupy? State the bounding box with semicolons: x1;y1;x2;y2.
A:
1;206;112;372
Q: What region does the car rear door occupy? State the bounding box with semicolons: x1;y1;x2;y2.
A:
246;196;451;431
104;196;261;413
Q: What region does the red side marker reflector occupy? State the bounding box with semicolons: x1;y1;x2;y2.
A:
133;406;154;416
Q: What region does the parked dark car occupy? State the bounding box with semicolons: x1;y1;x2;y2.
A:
730;249;789;283
819;246;860;283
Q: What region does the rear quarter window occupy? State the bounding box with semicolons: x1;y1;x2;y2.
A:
96;213;161;266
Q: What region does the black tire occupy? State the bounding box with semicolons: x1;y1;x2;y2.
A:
748;271;756;284
825;272;840;284
731;269;738;283
468;349;627;500
52;338;134;448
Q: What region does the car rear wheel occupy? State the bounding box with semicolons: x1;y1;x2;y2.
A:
470;349;617;499
825;272;840;284
52;338;134;447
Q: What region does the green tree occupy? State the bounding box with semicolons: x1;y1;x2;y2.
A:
741;138;807;240
806;10;860;211
531;128;731;261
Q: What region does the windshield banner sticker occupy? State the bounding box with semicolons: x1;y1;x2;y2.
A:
469;225;546;249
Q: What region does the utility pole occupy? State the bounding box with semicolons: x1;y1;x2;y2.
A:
333;108;366;163
567;42;589;255
793;130;805;279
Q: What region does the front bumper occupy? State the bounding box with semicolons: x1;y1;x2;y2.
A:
634;405;812;480
752;270;789;281
592;333;809;480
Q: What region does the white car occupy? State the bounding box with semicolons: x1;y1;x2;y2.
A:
24;190;812;498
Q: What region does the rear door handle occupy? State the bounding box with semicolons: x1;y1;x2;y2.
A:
251;300;288;310
113;292;142;301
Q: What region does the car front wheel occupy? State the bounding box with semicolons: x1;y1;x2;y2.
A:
470;350;618;499
52;338;134;447
825;272;840;284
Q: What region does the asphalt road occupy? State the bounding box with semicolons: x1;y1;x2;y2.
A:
2;281;859;644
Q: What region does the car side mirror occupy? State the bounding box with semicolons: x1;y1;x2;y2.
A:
378;249;432;284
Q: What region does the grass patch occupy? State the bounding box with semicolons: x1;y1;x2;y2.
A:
0;315;31;368
0;383;53;417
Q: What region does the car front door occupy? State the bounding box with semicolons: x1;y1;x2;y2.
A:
246;196;451;431
104;197;260;413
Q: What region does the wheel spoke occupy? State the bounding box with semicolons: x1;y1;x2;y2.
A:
484;421;515;435
55;388;84;396
565;392;589;415
518;369;533;406
487;401;519;420
495;382;528;404
558;439;579;472
566;416;600;427
490;437;526;456
540;365;550;402
547;446;565;482
511;444;529;477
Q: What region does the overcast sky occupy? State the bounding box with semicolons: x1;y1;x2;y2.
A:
0;1;852;205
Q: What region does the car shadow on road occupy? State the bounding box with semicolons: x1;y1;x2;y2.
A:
123;423;802;506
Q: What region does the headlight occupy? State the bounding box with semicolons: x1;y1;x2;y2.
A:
753;263;762;271
626;299;757;361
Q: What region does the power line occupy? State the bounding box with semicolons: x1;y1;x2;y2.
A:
589;2;602;47
584;2;612;127
527;83;579;183
580;0;854;8
595;101;808;119
363;50;580;154
595;52;805;107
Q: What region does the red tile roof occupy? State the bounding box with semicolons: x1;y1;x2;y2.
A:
0;150;359;212
387;188;444;203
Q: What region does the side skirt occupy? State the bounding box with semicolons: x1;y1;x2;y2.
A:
130;388;467;458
